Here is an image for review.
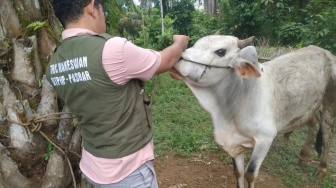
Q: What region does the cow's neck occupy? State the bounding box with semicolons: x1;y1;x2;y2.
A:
186;75;262;124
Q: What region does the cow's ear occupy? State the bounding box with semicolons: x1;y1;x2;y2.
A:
232;60;261;78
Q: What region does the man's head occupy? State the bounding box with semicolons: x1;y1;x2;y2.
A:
52;0;106;33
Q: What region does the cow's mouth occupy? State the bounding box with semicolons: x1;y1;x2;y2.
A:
168;68;184;80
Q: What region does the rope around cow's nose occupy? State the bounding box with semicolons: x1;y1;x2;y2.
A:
181;57;231;69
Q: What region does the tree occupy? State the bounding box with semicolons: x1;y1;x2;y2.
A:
160;0;165;34
166;0;195;35
0;0;86;187
203;0;219;15
105;0;143;39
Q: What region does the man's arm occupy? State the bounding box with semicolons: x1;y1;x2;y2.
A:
156;35;189;74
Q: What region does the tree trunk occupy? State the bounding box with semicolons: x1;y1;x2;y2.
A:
160;0;165;34
0;0;88;187
203;0;218;16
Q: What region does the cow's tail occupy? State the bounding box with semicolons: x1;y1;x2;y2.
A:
314;125;323;157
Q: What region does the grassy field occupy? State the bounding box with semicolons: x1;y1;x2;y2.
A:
146;73;217;157
146;49;336;187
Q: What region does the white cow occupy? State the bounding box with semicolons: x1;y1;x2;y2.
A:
171;35;336;188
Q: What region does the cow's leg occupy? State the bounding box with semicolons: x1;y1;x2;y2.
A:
245;140;273;188
299;114;320;165
233;153;245;188
317;111;334;178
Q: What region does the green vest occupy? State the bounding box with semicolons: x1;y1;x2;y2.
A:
46;34;153;158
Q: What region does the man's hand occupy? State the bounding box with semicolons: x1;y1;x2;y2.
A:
173;35;189;52
156;35;189;74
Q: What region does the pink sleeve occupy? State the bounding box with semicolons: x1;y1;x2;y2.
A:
102;37;161;85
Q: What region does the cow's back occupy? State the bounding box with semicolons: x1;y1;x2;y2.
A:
262;45;331;133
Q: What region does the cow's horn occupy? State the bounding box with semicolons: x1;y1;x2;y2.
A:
214;30;220;35
238;36;255;49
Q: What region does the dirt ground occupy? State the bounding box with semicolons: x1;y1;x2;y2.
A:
155;155;321;188
154;151;329;188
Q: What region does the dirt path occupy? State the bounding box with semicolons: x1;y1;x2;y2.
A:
155;129;336;188
155;153;323;188
155;154;278;188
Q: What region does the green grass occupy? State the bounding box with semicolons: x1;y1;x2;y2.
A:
146;73;218;157
264;129;318;187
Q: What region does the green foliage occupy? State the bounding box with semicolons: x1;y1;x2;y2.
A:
260;0;273;6
301;1;336;53
134;1;231;47
227;0;336;53
2;40;10;48
166;0;195;35
43;141;54;160
38;79;42;88
134;9;176;50
111;0;334;54
116;12;142;39
104;0;336;54
104;0;142;38
253;0;289;42
71;115;78;126
231;1;261;38
156;31;174;50
25;21;46;36
26;21;46;31
217;0;233;34
323;173;335;188
145;73;217;157
276;22;309;46
188;10;220;45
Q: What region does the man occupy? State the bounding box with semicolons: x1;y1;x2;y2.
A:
47;0;189;187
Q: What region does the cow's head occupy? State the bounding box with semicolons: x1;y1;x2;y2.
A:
172;35;263;87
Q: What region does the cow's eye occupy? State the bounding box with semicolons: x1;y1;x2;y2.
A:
215;49;226;57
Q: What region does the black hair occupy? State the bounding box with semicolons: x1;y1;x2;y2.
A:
52;0;103;28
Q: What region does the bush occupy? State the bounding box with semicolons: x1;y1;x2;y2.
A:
188;10;220;45
302;6;336;54
134;9;176;50
276;22;309;46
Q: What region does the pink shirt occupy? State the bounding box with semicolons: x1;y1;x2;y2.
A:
61;28;161;184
